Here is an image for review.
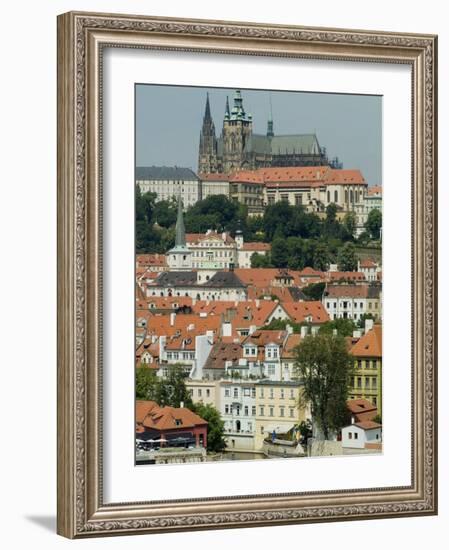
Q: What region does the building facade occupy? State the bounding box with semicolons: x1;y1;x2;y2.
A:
349;325;382;413
136;166;201;208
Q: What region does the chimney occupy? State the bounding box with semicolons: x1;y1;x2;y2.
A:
255;299;260;308
170;312;176;327
249;324;257;335
222;321;232;337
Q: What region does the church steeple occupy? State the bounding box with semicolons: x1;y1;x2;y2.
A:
267;94;274;138
175;196;186;247
224;96;230;121
167;196;192;271
198;92;218;174
204;92;212;120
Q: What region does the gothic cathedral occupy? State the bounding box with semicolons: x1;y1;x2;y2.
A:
198;90;338;175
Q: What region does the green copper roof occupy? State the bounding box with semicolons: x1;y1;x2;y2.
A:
175;197;186;247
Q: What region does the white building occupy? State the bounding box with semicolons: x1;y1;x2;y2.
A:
323;283;382;321
136;166;201;208
199;173;230;199
187;230;238;270
147;270;248;302
358;259;381;282
220;380;257;451
341;421;382;449
235;230;271;268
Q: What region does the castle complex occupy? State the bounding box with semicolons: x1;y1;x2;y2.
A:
198;90;340;174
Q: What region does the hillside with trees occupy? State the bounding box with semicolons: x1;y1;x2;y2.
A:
136;189;382;270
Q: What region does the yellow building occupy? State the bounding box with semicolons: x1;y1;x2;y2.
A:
185;379;221;410
349;325;382;415
254;380;306;450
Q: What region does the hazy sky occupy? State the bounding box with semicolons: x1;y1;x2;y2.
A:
136;84;382;186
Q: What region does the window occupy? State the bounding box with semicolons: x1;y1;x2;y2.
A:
233;388;238;398
357;377;362;388
354;432;359;440
243;388;250;397
269;407;274;417
289;407;295;418
259;406;265;416
198;389;202;397
280;388;285;399
290;389;294;399
206;389;210;397
365;378;370;388
280;407;285;417
260;388;264;398
358;360;362;369
252;406;256;416
270;388;274;399
372;378;377;389
244;406;249;416
225;405;229;414
251;388;256;398
235;405;240;416
225;388;230;397
348;432;353;439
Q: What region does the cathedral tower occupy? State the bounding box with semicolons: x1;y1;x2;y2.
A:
221;90;253;173
198;93;218;174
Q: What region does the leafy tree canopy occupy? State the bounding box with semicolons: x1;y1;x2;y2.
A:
294;333;352;439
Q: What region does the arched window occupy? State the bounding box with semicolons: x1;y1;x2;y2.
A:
334;190;338;203
327;190;330;203
350;190;354;203
345;189;348;203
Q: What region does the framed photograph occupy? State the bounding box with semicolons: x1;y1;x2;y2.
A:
57;11;438;538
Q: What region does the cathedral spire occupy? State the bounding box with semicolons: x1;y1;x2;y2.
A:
267;94;274;138
224;96;230;121
204;92;212;121
175;196;186;247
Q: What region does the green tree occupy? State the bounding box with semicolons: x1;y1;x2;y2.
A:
357;313;376;329
325;203;337;224
250;252;272;268
343;211;356;238
136;366;158;400
365;209;382;240
191;403;226;453
294;333;352;440
155;365;193;408
312;241;330;271
271;237;289;267
319;318;357;337
135;365;193;408
337;242;358;271
301;282;326;301
153;199;177;228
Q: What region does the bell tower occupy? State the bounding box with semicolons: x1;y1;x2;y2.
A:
222;90;253;173
198;93;218;174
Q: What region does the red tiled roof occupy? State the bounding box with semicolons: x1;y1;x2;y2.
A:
282;301;329;324
240;242;271;251
136;400;207;431
367;186;382;196
354;420;382;430
199;173;231;181
350;325;382;358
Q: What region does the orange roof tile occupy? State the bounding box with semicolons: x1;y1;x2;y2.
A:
136;400;207;431
282;301;329;324
350;325;382;358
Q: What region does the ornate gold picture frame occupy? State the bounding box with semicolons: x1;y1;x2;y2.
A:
57;11;437;538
